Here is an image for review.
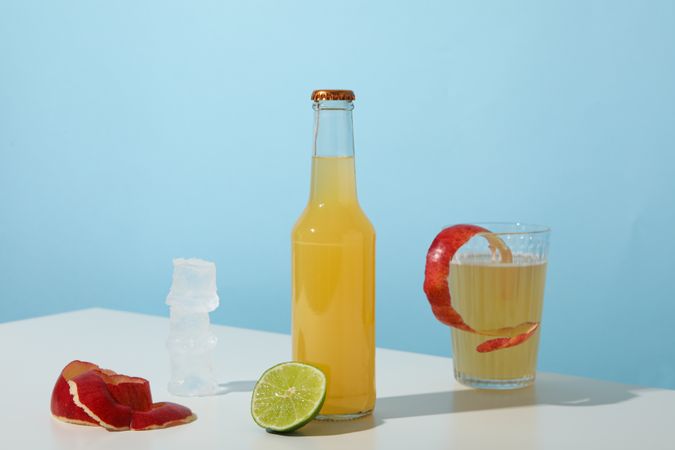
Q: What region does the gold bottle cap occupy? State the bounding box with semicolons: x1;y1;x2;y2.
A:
311;89;355;102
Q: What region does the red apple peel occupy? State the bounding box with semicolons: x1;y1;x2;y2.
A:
131;402;197;431
51;360;195;431
476;323;540;353
50;360;100;426
423;224;539;352
93;369;153;412
68;371;134;431
424;224;489;332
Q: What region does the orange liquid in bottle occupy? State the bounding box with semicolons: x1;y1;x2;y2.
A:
292;155;375;417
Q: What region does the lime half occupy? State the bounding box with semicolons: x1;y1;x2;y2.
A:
251;362;327;433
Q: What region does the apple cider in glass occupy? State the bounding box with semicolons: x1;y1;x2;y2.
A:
450;254;547;387
445;224;550;389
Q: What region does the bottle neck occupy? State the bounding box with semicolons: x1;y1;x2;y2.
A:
310;100;357;203
313;100;355;157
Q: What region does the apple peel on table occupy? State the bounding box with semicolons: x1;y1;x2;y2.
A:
423;224;540;353
51;360;196;431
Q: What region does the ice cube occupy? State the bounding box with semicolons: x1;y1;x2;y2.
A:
169;309;212;338
166;258;221;396
167;310;220;396
167;332;219;396
166;258;219;312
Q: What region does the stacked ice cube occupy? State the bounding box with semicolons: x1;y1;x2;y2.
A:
166;258;220;396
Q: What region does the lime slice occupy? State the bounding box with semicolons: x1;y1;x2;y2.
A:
250;362;326;433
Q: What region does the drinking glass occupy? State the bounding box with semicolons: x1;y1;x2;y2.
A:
450;223;550;389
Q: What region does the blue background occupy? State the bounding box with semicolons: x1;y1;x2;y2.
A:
1;1;674;389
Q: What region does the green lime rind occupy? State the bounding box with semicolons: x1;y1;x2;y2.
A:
251;362;327;433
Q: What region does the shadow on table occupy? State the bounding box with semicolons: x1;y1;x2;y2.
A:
376;373;639;420
289;373;640;437
216;380;257;395
289;414;381;437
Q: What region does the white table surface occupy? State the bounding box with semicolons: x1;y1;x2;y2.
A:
1;308;673;449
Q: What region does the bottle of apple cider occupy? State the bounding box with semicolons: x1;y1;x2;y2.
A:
292;90;376;419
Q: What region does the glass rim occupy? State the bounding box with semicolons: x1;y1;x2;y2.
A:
454;222;551;236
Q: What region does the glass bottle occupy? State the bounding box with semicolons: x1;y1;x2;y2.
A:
291;89;376;419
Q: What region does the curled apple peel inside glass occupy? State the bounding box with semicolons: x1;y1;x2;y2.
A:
50;360;196;431
423;224;539;353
